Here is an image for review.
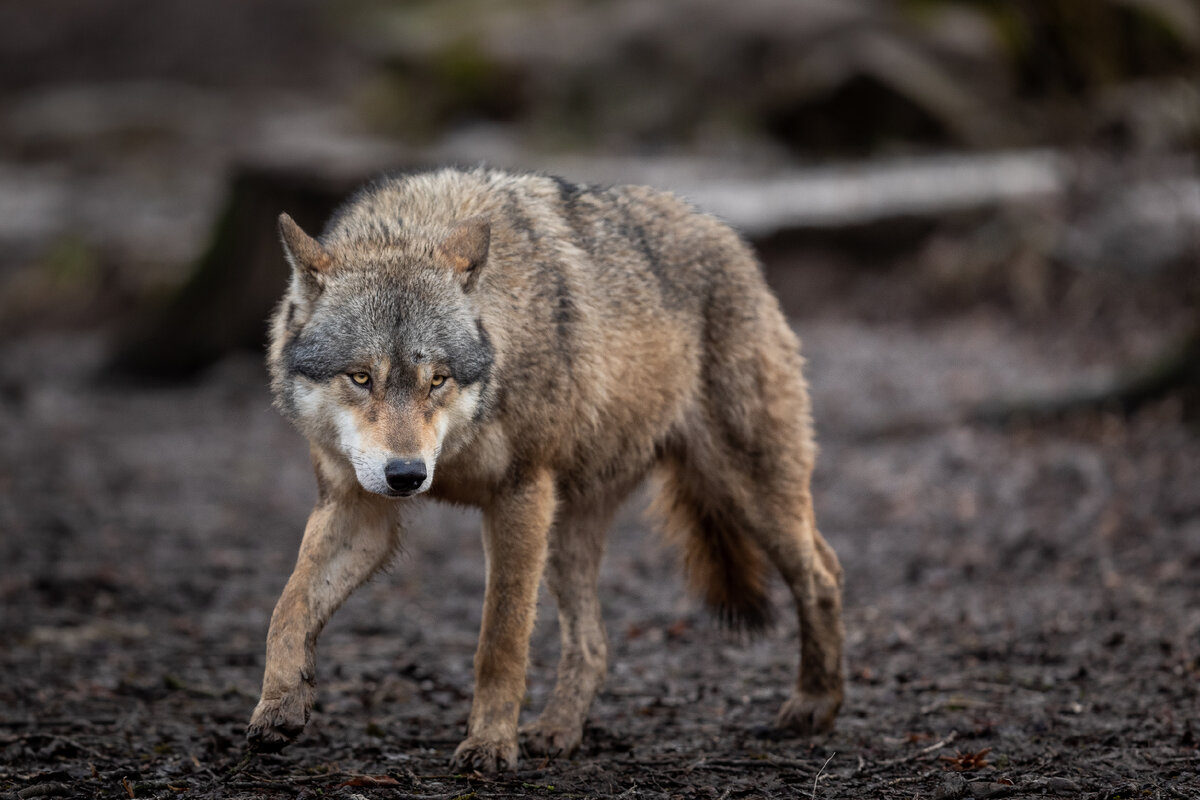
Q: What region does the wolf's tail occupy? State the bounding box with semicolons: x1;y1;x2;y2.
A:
649;461;775;632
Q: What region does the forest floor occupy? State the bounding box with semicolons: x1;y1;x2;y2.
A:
2;241;1198;800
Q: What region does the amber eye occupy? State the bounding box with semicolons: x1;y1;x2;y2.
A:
350;372;371;386
430;374;446;388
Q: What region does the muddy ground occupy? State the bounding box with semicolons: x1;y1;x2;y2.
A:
1;239;1198;799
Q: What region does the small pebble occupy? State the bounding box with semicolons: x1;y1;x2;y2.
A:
1045;776;1081;794
935;771;967;799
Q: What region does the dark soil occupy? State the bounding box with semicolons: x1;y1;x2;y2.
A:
2;250;1198;800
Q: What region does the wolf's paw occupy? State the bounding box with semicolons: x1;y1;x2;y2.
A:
246;690;311;752
775;689;842;736
520;717;584;758
451;733;519;774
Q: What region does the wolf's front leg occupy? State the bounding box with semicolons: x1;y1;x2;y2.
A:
451;470;555;773
247;481;399;752
520;501;612;758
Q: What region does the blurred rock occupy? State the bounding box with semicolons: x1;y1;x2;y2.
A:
935;771;967;799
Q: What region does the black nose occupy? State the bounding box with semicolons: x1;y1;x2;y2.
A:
384;458;427;494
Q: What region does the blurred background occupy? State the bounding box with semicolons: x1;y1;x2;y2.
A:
1;0;1198;381
2;2;1199;797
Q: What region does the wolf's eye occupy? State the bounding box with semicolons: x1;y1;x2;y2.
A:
350;372;371;387
430;375;447;389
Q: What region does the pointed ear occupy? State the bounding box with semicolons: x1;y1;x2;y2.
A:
436;216;490;290
278;213;332;296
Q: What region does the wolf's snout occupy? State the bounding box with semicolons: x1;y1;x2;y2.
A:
384;458;427;495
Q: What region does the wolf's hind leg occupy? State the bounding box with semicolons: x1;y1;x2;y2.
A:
520;502;613;758
741;491;844;735
247;478;399;751
664;310;845;733
657;441;845;734
710;432;844;733
687;463;844;733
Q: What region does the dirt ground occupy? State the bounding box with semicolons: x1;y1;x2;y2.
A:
2;241;1198;799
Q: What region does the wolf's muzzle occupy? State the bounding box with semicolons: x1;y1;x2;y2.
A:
384;458;427;495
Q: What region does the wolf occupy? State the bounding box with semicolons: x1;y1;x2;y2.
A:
246;166;845;772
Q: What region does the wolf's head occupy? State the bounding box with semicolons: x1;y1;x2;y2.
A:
269;212;494;498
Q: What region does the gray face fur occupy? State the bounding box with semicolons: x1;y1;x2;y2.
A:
284;268;492;391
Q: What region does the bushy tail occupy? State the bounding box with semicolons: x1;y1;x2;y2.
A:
650;463;775;632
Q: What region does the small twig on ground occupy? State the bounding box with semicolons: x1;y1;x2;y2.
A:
228;772;357;786
225;776;408;794
811;752;836;800
1151;754;1200;764
879;771;939;788
1;732;106;760
682;755;818;772
876;730;959;768
224;751;254;779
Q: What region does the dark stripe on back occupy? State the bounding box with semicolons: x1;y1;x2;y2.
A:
617;199;690;309
551;174;584;204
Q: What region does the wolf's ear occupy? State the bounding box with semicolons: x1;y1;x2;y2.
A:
279;213;332;297
436;216;490;291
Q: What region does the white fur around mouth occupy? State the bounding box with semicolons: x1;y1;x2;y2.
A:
350;451;437;498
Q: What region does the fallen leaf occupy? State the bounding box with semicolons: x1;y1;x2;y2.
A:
940;747;992;771
667;618;690;638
